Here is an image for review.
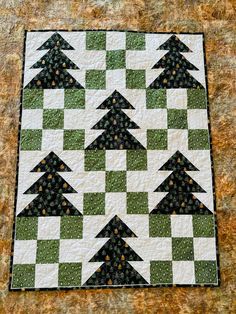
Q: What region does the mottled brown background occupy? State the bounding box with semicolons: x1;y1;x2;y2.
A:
0;1;235;313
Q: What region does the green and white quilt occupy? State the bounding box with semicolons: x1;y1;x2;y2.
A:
10;31;219;290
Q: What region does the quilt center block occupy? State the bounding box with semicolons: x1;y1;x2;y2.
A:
11;31;218;290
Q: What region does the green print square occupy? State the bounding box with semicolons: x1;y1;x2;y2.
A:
64;130;84;150
106;50;126;69
168;109;188;129
193;215;215;237
126;32;145;50
146;89;167;109
195;261;217;284
83;193;105;215
106;171;126;192
36;240;59;264
187;89;207;109
150;261;173;284
64;90;85;109
84;150;105;171
86;31;106;50
60;217;83;239
43;109;64;129
126;70;146;89
22;89;43;109
20;129;42;151
188;129;210;150
149;215;171;237
147;129;168;150
12;264;35;288
172;238;194;261
59;263;82;286
127;192;148;214
86;70;106;89
127;150;147;171
15;217;38;240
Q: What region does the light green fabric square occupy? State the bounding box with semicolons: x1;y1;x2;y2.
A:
43;109;64;129
36;240;59;264
188;129;210;150
146;89;166;108
187;89;207;109
106;171;126;192
22;89;43;109
20;129;42;151
106;50;126;69
193;215;215;237
149;215;171;237
86;70;106;89
126;70;146;89
12;264;35;288
147;129;168;150
168;109;187;129
86;31;106;50
64;130;84;150
195;261;217;284
84;150;105;171
59;263;82;286
127;192;148;214
83;193;105;215
127;150;147;171
126;32;145;50
15;217;38;240
172;238;194;261
64;90;85;109
150;261;173;284
60;217;83;239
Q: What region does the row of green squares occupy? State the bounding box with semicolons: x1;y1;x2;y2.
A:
12;263;82;288
83;192;148;215
15;217;83;240
149;215;215;238
23;89;85;109
85;150;147;171
86;31;145;50
146;89;207;109
85;70;146;89
150;260;217;284
20;129;85;150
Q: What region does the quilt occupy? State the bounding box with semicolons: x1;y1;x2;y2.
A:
10;31;219;290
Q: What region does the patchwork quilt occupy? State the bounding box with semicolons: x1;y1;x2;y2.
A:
10;31;219;290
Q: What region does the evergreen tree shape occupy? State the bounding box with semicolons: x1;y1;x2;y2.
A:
150;151;212;215
26;32;83;89
84;215;148;286
86;90;145;150
149;35;204;89
17;151;81;217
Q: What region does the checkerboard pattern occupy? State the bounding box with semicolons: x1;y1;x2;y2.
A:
11;31;218;290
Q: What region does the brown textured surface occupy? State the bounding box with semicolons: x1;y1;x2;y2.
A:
0;1;235;313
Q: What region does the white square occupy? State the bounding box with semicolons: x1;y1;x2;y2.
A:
167;89;187;109
106;32;126;50
105;193;126;215
172;261;195;284
106;70;126;90
41;130;64;150
21;109;43;129
35;264;58;288
44;90;64;109
171;215;193;237
37;217;61;239
168;129;188;151
187;109;208;129
43;89;64;109
106;150;126;171
194;238;216;260
13;240;37;264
